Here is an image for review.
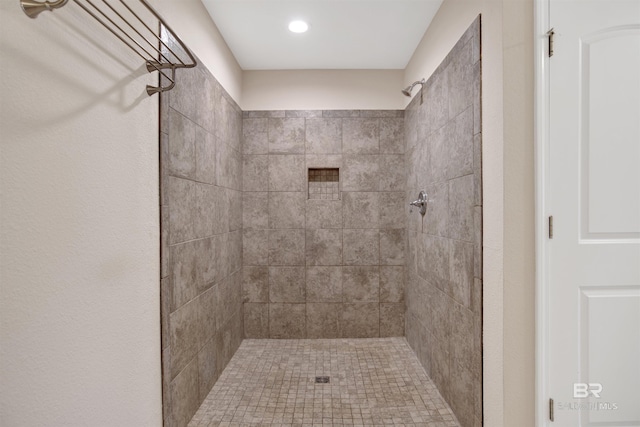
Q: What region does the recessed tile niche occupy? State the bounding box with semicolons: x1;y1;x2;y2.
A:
308;168;340;200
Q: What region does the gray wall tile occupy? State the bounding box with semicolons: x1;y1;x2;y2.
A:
380;303;405;337
171;241;198;311
268;229;305;265
243;155;269;191
446;107;474;180
169;299;199;379
194;286;216;347
451;302;474;372
214;274;241;331
269;267;306;303
343;192;379;229
268;118;305;154
305;118;342;154
215;141;240;189
269;192;306;229
379;155;405;191
169;358;199;427
449;174;475;242
197;338;217;402
323;110;360;118
448;39;474;119
342;155;379;191
306;266;343;302
424;183;449;237
380;266;405;303
380;229;405;266
343;266;379;302
168;109;196;179
244;303;269;338
286;110;323;118
306;303;341;338
306;199;343;229
379;118;405;154
168;177;196;244
449;362;476;427
268;155;305;191
269;303;306;338
360;110;403;118
227;190;243;232
474;206;483;279
305;229;342;266
243;192;269;230
227;230;243;274
243;110;405;340
243;229;269;265
305;154;343;169
343;229;379;265
379;192;405;229
449;239;473;308
161;58;243;427
195;128;215;184
244;110;285;118
161;277;171;350
404;17;482;427
474;133;482;206
212;187;229;235
243;118;268;154
341;303;380;338
242;266;268;303
426;67;449;134
343;118;379;154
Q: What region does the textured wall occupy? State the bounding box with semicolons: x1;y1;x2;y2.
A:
160;53;243;426
242;110;406;339
404;18;482;427
0;2;162;425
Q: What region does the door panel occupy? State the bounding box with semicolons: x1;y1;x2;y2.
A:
580;287;640;424
581;28;640;239
548;1;640;425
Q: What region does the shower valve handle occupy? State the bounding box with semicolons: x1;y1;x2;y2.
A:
409;191;428;216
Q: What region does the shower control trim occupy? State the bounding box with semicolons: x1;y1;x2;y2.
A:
409;191;428;216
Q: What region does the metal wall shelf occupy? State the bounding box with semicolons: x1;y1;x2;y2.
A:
21;0;197;95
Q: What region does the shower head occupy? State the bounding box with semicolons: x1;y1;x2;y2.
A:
401;79;426;97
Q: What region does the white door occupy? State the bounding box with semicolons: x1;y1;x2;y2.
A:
547;0;640;426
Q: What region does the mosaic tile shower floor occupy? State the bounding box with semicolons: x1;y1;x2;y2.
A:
188;338;460;426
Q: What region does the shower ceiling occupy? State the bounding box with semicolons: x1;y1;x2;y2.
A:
201;0;443;70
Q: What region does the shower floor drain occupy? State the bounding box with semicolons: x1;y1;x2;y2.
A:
315;376;330;384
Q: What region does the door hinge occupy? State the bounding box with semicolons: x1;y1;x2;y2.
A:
549;216;554;239
549;398;555;421
547;28;555;57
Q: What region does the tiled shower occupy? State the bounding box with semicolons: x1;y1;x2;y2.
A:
161;16;481;427
242;109;406;339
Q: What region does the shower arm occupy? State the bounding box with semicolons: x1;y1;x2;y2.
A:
402;79;426;104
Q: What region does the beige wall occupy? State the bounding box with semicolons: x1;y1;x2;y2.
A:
0;2;161;425
242;70;406;111
405;0;535;426
152;0;243;104
502;0;535;424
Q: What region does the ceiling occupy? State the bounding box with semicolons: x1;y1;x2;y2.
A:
201;0;444;71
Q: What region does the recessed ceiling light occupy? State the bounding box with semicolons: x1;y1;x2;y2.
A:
288;20;308;33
